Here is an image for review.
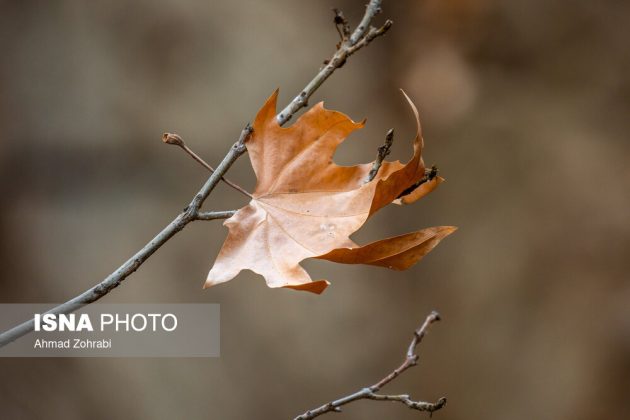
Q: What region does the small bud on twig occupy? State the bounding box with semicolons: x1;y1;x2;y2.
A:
162;132;185;147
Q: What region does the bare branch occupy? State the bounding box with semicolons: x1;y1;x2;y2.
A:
374;310;440;390
293;312;446;420
196;210;237;220
0;0;394;348
277;0;392;125
163;133;252;198
366;128;394;183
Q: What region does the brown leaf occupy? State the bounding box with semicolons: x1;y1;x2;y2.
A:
318;226;457;270
205;90;455;293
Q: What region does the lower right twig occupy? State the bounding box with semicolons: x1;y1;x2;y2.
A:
294;311;446;419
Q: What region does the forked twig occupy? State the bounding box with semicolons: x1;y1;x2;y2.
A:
294;311;446;419
277;1;391;125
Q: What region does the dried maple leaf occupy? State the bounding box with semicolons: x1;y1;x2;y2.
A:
204;90;456;294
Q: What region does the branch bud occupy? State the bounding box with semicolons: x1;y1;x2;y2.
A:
162;132;184;147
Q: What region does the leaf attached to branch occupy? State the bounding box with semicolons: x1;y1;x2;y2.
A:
205;90;456;294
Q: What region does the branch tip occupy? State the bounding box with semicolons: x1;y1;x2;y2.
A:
294;311;446;419
349;0;384;46
162;132;185;147
430;310;441;322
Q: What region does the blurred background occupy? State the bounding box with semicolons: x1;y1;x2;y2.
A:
1;0;629;419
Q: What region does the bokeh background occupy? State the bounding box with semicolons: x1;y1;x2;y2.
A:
1;0;629;419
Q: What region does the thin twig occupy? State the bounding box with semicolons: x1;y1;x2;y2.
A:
332;8;351;43
349;0;384;46
294;311;445;420
347;20;393;54
368;394;447;412
195;210;237;221
0;0;393;348
366;128;394;183
277;0;391;125
163;133;252;198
